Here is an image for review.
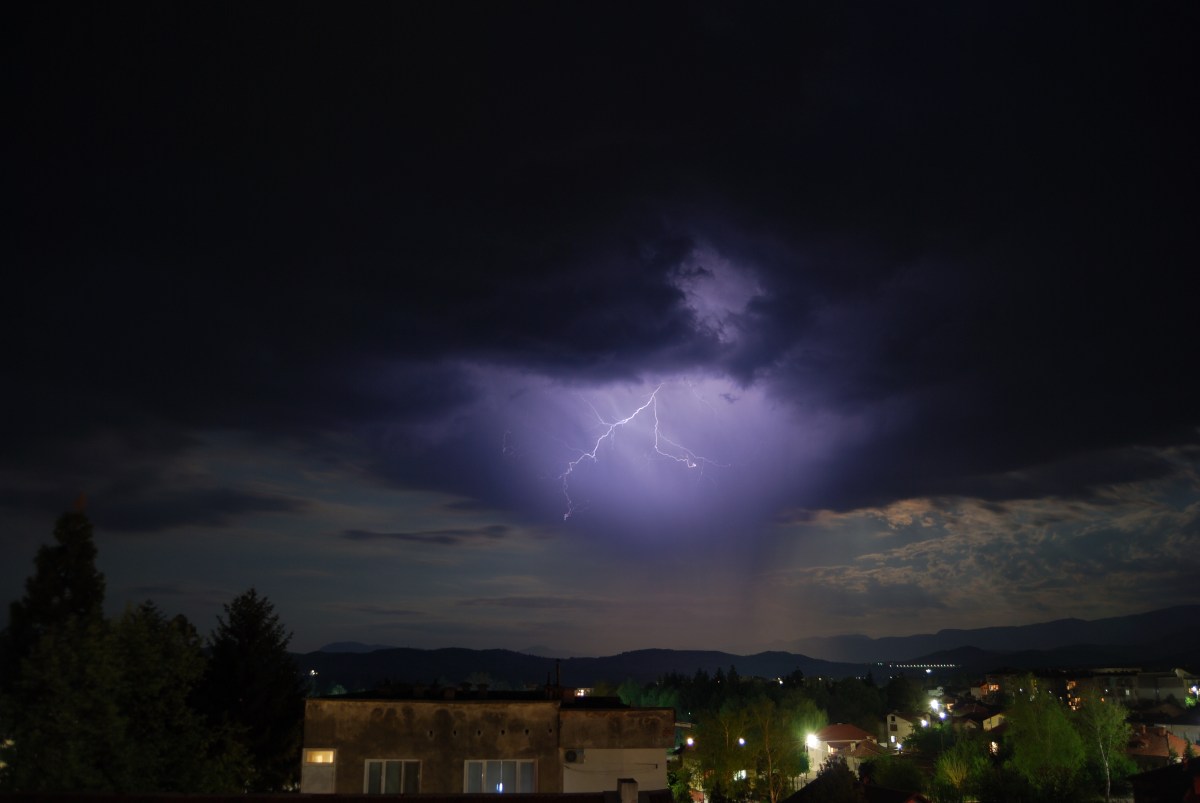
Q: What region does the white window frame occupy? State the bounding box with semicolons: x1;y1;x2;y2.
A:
463;759;536;793
363;758;421;794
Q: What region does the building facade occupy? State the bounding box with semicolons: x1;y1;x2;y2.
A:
301;696;675;795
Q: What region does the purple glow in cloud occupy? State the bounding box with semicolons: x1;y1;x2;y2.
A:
559;382;727;520
480;370;836;541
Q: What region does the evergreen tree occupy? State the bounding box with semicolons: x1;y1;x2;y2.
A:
2;615;125;792
0;506;118;792
112;602;249;792
1;507;105;692
201;588;306;791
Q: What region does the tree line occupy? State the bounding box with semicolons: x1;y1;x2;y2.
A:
614;666;1142;803
0;507;307;793
610;667;929;803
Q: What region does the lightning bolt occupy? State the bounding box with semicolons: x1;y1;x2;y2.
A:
560;383;723;520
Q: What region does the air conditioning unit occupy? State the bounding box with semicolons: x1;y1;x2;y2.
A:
563;749;586;764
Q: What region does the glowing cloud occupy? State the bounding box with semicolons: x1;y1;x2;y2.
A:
559;382;726;520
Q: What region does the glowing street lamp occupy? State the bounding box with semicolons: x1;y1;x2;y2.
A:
803;734;820;780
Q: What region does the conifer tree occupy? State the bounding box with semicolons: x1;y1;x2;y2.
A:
112;602;250;792
200;588;306;791
1;506;105;692
0;505;121;792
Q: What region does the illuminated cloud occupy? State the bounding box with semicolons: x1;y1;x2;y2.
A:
2;1;1196;653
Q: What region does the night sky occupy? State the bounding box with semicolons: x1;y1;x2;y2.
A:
5;3;1198;656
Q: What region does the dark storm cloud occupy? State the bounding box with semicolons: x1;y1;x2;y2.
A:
457;597;611;611
128;584;188;598
342;525;511;546
336;604;422;618
4;0;1197;533
95;487;306;534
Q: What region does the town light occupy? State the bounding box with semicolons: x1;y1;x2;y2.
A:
738;737;745;746
805;734;819;749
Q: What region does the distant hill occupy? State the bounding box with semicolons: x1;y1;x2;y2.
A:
294;647;868;693
913;622;1200;672
790;606;1200;662
319;641;397;653
298;607;1200;694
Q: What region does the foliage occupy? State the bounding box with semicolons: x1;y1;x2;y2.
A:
799;758;865;803
0;508;117;792
1;615;125;792
884;674;927;714
860;753;925;794
111;602;249;792
0;512;285;794
680;680;827;803
618;677;681;711
1072;688;1133;803
902;720;958;758
931;737;988;803
745;694;811;803
1003;679;1086;799
200;588;306;792
1;509;105;693
668;765;693;803
692;698;753;802
823;677;885;734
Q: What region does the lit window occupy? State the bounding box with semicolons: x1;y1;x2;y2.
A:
365;759;420;794
305;749;335;764
465;760;535;793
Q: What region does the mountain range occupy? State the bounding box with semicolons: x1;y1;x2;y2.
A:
297;606;1200;692
785;605;1200;662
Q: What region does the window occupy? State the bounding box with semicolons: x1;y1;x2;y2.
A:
365;759;420;794
305;749;335;764
464;760;535;793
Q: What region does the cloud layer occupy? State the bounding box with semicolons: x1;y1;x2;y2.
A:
3;1;1197;653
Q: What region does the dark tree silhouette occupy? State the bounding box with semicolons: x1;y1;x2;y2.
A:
1;506;105;692
201;588;306;791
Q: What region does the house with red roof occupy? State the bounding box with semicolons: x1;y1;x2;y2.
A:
810;723;879;773
1128;724;1194;771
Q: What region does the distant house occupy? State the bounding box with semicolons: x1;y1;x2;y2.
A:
885;712;925;746
844;740;889;775
809;723;878;772
300;688;675;795
1127;724;1194;771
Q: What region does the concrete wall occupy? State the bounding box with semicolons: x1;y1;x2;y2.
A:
561;748;669;793
304;698;562;794
559;707;674;793
559;708;676;750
